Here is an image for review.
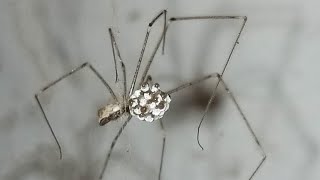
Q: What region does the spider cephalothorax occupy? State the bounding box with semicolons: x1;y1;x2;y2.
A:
98;103;127;126
128;82;171;122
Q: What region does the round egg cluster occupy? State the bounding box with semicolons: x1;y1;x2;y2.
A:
128;82;171;122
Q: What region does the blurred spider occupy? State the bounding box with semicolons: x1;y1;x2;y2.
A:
35;10;265;180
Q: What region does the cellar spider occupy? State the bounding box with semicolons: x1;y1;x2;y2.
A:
34;9;266;180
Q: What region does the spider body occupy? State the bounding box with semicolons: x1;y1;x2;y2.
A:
98;81;171;125
34;9;266;180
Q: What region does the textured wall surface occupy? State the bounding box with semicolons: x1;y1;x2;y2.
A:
1;0;319;180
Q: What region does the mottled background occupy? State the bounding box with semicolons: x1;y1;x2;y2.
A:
0;0;319;180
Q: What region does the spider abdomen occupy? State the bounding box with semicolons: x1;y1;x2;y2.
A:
129;82;171;122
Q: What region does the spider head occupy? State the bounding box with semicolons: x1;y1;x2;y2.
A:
98;103;123;126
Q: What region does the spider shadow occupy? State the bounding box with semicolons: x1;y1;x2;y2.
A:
155;8;235;134
152;2;259;179
155;1;242;132
163;81;225;130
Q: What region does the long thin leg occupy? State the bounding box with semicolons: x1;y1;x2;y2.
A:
99;10;168;179
108;28;127;103
35;62;117;159
167;73;220;150
138;12;169;86
99;115;133;179
169;15;247;76
138;26;168;86
98;110;166;180
219;77;266;180
157;104;166;180
35;95;62;159
167;15;247;148
158;136;166;180
166;73;218;95
167;73;266;180
128;9;167;96
140;15;246;101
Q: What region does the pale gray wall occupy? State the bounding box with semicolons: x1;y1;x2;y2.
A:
0;0;319;180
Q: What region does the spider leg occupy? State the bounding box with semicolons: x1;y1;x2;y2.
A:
167;73;266;180
100;10;168;178
35;62;117;159
145;74;165;180
218;77;266;180
158;133;166;180
99;115;132;179
129;9;167;96
166;15;247;148
108;28;127;101
168;15;247;76
148;9;167;55
98;104;166;180
167;73;220;150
